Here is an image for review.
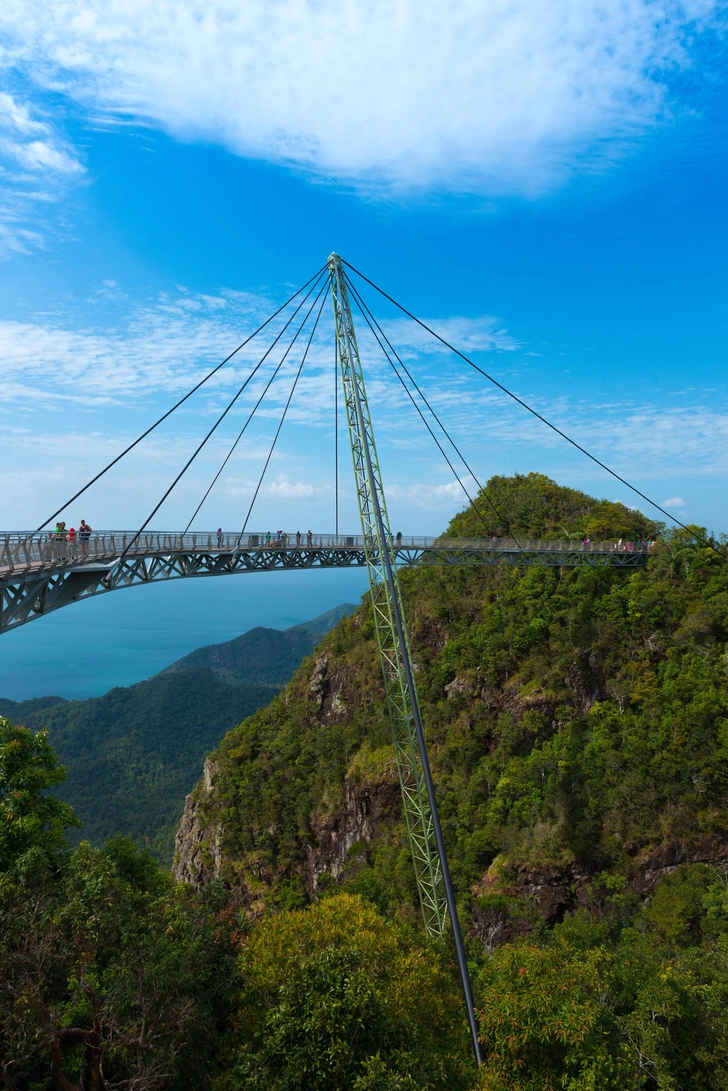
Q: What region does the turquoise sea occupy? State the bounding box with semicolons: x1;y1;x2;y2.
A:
0;569;369;701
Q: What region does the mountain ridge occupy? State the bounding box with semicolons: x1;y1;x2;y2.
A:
161;603;356;687
173;473;727;941
0;602;357;864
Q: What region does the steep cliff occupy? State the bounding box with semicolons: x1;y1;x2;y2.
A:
174;474;728;939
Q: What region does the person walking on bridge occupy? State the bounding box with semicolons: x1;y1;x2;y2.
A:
296;530;301;547
307;529;313;547
78;520;92;558
395;531;402;547
54;522;66;560
67;526;77;558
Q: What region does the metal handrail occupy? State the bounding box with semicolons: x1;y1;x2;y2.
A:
0;531;653;575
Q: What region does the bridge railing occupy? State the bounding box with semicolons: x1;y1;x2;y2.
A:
0;531;652;575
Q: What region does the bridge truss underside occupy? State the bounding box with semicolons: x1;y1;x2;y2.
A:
0;545;646;634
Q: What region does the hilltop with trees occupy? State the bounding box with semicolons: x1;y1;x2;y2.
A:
3;474;728;1089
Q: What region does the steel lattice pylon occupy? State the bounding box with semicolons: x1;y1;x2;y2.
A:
329;254;482;1064
328;253;447;934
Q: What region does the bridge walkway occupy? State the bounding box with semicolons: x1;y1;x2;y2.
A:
0;531;649;634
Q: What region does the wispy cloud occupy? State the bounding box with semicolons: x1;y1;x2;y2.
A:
379;316;518;354
0;284;520;410
0;288;276;404
2;283;728;489
3;278;728;535
0;0;722;196
0;91;84;253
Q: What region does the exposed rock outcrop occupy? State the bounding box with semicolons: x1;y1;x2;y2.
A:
471;837;728;951
304;773;401;894
632;837;728;896
173;758;223;888
173;750;400;906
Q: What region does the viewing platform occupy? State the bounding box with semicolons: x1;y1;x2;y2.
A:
1;530;651;576
0;530;650;635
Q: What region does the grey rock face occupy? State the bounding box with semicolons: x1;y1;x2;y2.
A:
172;759;223;888
303;775;401;894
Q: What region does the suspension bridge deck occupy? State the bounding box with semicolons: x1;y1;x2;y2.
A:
0;531;648;634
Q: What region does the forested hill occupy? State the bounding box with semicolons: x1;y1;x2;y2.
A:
7;476;728;1089
0;604;356;864
177;472;727;928
448;471;660;540
162;603;355;686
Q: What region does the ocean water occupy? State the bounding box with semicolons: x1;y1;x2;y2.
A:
0;569;369;701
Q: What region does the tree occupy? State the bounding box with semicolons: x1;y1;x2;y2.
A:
215;893;472;1091
0;716;239;1089
0;835;239;1090
0;716;79;871
474;943;633;1090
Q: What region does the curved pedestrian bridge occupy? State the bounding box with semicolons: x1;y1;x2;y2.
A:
0;531;649;634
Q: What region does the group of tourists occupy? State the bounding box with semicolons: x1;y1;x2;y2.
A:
212;530;319;549
50;520;92;557
262;530;315;547
263;530;288;547
613;538;658;552
486;534;658;551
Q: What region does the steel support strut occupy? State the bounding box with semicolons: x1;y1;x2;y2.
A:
327;253;483;1066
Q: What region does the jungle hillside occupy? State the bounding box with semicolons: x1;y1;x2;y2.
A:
3;473;728;1090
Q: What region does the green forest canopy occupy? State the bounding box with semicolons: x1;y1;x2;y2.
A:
3;474;728;1088
448;471;661;540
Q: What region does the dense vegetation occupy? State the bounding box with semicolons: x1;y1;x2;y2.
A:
189;474;725;916
449;471;661;540
4;475;728;1088
0;670;277;865
0;718;239;1089
0;606;352;864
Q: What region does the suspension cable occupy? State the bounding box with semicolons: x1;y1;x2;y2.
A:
35;264;328;533
239;288;329;540
184;277;330;532
346;276;521;547
342;258;700;539
117;270;328;560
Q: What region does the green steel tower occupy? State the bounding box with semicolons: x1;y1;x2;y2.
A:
328;253;482;1064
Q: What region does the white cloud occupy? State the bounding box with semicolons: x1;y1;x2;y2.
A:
268;477;317;499
381;316;518;354
0;91;84;253
223;475;333;501
0;91;47;134
0;288;276;403
0;0;721;195
387;479;477;510
3;279;728;534
0;285;520;409
3;137;83;174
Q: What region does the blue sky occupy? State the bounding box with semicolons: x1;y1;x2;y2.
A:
1;0;728;540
